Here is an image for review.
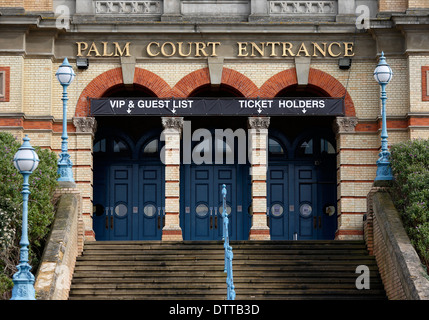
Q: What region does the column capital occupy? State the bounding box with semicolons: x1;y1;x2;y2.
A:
72;117;97;134
248;116;270;130
333;116;358;134
162;117;184;130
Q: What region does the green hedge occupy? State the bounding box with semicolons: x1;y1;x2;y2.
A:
0;132;58;299
390;139;429;273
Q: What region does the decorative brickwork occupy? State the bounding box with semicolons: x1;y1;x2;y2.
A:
75;67;171;117
259;67;356;116
171;67;259;98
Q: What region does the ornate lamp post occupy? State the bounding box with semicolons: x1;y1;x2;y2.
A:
10;135;39;300
373;52;394;181
55;58;75;182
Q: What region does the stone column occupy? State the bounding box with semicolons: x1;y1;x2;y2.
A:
248;117;270;240
333;116;359;240
161;117;183;241
72;117;97;242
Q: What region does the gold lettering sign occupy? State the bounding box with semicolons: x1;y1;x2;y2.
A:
76;42;131;57
75;41;354;58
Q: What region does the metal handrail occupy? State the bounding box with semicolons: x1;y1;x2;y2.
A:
222;184;236;300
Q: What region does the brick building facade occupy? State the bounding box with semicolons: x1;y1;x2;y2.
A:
0;0;428;243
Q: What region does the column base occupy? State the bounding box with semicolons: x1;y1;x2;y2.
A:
249;227;270;240
162;227;183;241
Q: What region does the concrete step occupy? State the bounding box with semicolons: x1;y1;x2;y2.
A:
69;240;386;300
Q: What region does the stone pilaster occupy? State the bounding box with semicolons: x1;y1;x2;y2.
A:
248;117;270;240
161;117;183;240
333;116;360;240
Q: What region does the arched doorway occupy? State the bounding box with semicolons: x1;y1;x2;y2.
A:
92;85;166;240
180;85;252;240
266;86;338;240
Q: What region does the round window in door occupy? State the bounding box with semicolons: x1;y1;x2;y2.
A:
299;203;312;218
196;204;209;217
218;204;232;215
115;203;128;217
144;204;157;217
271;203;284;217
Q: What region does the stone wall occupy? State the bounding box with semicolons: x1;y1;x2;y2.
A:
365;186;429;300
34;182;84;300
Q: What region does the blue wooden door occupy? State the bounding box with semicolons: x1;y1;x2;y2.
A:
108;165;133;241
267;166;291;240
295;166;318;240
92;164;108;240
214;167;236;240
188;165;237;240
93;164;164;240
137;165;164;240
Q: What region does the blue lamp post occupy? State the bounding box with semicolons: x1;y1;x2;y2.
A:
56;58;75;182
11;135;39;300
373;52;394;181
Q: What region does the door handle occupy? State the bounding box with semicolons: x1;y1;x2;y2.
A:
313;216;317;229
215;215;218;229
319;216;322;229
267;207;270;228
210;216;213;229
162;207;165;228
110;207;114;230
105;207;109;229
157;207;161;229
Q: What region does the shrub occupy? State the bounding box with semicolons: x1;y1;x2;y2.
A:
390;139;429;273
0;132;58;299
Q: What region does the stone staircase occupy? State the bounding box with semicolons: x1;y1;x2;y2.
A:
68;240;386;300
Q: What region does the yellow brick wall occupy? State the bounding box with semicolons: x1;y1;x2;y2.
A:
379;0;408;12
1;55;424;240
24;59;52;116
408;55;429;113
0;0;24;7
408;0;429;8
23;0;52;11
0;56;23;113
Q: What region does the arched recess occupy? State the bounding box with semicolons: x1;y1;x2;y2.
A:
171;67;259;98
74;67;172;117
259;68;356;117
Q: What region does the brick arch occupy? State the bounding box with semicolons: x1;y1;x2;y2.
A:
171;67;259;98
260;68;356;117
74;67;172;117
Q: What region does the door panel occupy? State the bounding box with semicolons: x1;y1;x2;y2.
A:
214;167;236;240
138;166;163;240
190;168;213;240
93;165;108;240
267;166;289;240
110;166;132;240
188;165;238;240
296;166;317;240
